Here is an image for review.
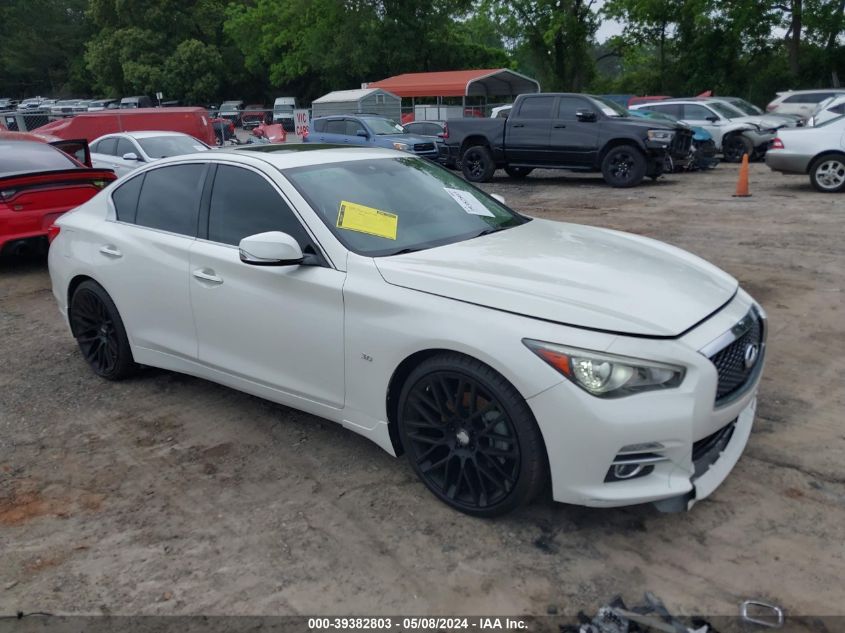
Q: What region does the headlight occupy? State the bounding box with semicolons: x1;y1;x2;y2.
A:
392;142;410;151
647;129;675;142
523;339;684;398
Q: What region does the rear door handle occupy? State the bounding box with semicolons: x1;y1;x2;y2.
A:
99;245;122;258
553;124;567;128
512;123;525;128
192;268;223;284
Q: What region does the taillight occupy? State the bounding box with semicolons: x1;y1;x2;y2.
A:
771;138;784;149
47;224;61;244
766;104;776;111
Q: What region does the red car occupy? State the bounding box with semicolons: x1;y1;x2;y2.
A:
0;134;116;257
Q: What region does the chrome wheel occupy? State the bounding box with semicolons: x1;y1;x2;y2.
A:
813;159;845;191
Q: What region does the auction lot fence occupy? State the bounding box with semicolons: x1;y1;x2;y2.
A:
1;110;52;132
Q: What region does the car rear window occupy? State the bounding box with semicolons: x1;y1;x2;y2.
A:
134;164;205;236
783;92;834;104
0;141;77;175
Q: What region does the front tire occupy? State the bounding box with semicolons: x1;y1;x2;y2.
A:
504;166;533;179
461;145;496;182
809;153;845;193
397;353;547;517
722;134;754;163
69;280;137;380
601;145;647;188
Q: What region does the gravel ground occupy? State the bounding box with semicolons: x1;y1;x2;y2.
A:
0;161;843;621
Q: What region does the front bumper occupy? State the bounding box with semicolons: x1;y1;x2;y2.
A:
525;291;765;510
765;151;811;175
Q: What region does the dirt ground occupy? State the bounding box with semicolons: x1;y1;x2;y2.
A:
1;162;843;622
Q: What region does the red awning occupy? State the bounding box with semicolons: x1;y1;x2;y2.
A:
368;69;540;98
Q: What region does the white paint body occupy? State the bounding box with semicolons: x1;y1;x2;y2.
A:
48;147;765;509
90;131;209;178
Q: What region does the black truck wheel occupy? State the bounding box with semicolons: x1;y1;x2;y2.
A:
722;134;754;163
601;145;647;188
504;166;533;179
461;145;496;182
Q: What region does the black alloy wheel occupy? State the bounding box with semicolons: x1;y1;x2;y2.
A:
722;134;753;163
397;354;547;516
69;281;136;380
601;145;647;187
461;145;495;182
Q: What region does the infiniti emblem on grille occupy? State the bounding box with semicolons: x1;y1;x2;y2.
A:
744;343;760;369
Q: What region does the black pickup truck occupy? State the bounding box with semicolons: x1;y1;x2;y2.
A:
444;93;693;187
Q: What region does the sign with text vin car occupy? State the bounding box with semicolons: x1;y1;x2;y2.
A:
294;108;310;138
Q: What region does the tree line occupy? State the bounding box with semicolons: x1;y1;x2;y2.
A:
1;0;842;107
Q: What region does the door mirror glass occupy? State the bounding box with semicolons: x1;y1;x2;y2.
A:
491;193;506;204
239;231;303;266
122;152;142;161
575;109;597;122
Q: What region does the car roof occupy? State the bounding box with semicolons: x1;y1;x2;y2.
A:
156;145;408;170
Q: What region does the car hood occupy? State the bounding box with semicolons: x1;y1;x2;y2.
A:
731;115;794;129
374;219;737;337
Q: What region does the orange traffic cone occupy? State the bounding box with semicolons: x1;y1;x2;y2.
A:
733;153;751;197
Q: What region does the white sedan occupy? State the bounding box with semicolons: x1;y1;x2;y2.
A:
90;131;210;177
766;114;845;192
48;147;766;516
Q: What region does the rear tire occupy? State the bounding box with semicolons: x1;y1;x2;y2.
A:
809;153;845;193
69;280;137;380
601;145;647;188
461;145;496;182
397;353;548;517
504;166;533;179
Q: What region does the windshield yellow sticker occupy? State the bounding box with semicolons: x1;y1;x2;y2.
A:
337;201;398;240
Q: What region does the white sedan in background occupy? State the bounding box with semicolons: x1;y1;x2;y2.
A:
766;114;845;192
90;131;210;177
48;146;766;516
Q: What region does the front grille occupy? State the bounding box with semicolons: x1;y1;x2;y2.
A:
671;130;693;155
413;142;435;153
692;420;736;478
709;313;764;403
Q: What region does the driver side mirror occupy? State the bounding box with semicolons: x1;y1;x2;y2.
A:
356;129;369;138
239;231;303;266
706;115;720;123
575;109;597;122
122;152;143;161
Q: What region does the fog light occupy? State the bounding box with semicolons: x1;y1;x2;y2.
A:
614;463;644;479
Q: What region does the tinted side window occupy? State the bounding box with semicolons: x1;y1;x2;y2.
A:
683;104;714;119
831;103;845;114
517;96;555;119
115;138;135;158
208;165;310;247
112;174;144;223
313;119;326;132
784;92;830;104
95;137;118;155
557;96;591;120
135;164;205;236
644;103;682;118
325;120;346;134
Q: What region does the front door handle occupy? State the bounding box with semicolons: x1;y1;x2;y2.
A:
511;123;525;128
99;245;122;258
192;268;223;285
553;124;567;128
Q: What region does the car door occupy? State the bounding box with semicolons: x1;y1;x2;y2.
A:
345;118;369;146
548;95;600;165
111;137;143;177
95;163;206;359
680;104;723;141
90;137;119;172
188;163;345;407
506;95;556;163
318;118;348;144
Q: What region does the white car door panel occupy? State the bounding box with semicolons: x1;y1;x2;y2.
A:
95;163;206;358
188;164;345;407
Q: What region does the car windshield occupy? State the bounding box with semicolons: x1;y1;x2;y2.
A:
729;98;763;115
285;157;529;257
592;96;627;117
710;101;743;118
274;105;294;113
137;136;208;158
364;118;405;135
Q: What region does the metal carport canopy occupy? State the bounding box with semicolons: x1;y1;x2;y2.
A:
367;69;540;98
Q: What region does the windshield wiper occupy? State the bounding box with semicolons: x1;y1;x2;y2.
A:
386;246;424;256
471;226;506;239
